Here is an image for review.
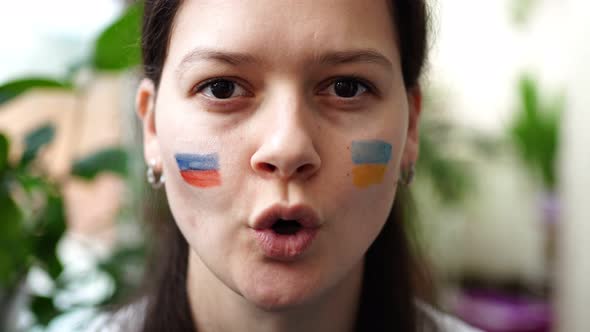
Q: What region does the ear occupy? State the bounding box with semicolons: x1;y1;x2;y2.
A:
136;78;161;166
401;86;422;167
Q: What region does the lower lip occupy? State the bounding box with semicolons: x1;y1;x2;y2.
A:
253;228;318;260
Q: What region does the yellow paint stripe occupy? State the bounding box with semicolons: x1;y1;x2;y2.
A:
352;164;387;188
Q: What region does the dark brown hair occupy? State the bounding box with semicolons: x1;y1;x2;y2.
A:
139;1;431;331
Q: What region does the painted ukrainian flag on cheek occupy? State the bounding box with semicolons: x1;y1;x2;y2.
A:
351;140;392;188
175;153;221;188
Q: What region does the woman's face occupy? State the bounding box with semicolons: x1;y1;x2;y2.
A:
138;0;420;310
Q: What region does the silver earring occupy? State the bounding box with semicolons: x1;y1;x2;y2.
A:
399;162;415;186
147;159;165;189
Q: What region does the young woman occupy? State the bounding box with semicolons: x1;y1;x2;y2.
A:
123;0;481;331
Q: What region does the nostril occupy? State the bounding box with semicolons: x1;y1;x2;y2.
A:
259;163;277;173
296;164;315;175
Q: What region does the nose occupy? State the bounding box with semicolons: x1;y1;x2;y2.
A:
250;97;321;181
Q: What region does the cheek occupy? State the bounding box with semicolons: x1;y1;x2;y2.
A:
320;138;399;240
353;138;400;221
157;118;252;233
175;153;222;188
156;126;224;228
350;139;394;189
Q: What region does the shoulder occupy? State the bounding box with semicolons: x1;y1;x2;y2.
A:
416;301;483;332
85;300;146;332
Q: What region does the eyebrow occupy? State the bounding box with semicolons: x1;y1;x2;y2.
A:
175;49;262;79
175;47;393;79
315;49;393;71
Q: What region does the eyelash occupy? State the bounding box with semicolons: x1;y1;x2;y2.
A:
190;76;377;100
318;76;377;98
191;77;251;98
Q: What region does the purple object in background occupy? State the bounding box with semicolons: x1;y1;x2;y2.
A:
454;288;553;332
539;192;560;226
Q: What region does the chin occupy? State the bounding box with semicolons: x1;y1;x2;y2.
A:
238;263;325;312
244;288;314;312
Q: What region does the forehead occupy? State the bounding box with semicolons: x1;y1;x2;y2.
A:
166;0;399;71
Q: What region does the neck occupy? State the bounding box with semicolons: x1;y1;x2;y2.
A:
186;250;363;332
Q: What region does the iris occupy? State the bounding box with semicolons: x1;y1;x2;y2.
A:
209;79;235;99
334;78;360;98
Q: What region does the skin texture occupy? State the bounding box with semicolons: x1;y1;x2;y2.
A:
136;1;422;331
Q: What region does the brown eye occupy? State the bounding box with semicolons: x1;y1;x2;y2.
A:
325;78;369;98
335;79;358;97
197;79;248;99
209;80;234;99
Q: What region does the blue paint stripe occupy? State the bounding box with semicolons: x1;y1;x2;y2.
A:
175;153;219;171
351;140;392;164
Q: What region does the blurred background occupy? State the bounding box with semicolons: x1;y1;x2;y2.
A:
0;0;588;331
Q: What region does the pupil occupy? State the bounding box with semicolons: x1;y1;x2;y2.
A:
211;80;235;99
334;79;358;98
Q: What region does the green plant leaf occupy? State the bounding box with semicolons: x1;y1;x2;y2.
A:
93;3;142;71
511;0;538;25
15;173;48;194
509;75;562;190
0;78;72;106
31;295;60;326
32;193;66;280
71;147;128;180
20;124;56;167
0;133;8;173
416;118;474;204
0;189;29;287
520;76;539;122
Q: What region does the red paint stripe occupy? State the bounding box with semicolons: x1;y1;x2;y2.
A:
180;170;221;188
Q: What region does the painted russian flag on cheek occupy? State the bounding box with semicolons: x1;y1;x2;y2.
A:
351;140;393;188
175;153;221;188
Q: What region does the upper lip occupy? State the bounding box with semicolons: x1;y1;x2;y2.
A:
251;204;321;230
